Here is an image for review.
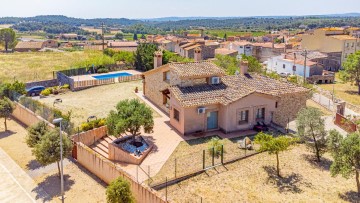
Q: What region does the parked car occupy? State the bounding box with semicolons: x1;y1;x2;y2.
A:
279;72;290;77
253;121;269;132
26;86;45;96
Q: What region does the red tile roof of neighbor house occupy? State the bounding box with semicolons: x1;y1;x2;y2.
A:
107;41;138;47
183;44;201;51
171;61;225;79
329;35;357;40
15;41;44;49
170;73;309;107
215;48;238;56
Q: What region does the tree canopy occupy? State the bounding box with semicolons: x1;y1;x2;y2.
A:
106;99;154;137
255;132;297;177
32;129;73;176
340;51;360;94
114;32;124;40
26;121;49;148
106;177;135;203
0;97;15;131
328;131;360;197
296;107;327;162
0;28;17;51
134;43;157;71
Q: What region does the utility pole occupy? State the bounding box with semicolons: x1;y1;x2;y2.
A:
101;22;105;53
303;49;307;84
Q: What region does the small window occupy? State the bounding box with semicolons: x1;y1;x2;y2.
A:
256;108;265;119
283;64;286;69
345;54;348;58
238;110;249;125
346;43;349;47
275;102;278;108
173;109;180;121
239;46;243;48
351;42;355;47
292;65;296;71
163;71;170;81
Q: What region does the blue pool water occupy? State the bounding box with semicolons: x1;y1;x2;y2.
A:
92;72;132;80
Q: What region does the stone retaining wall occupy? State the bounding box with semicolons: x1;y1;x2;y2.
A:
25;79;59;89
71;126;107;146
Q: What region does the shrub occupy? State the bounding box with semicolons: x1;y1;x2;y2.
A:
40;88;51;96
208;137;223;156
97;67;109;73
61;84;70;89
106;177;134;203
79;118;106;132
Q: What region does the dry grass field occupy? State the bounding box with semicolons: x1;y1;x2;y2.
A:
159;144;359;203
306;99;332;116
0;51;103;82
319;74;360;106
38;80;160;127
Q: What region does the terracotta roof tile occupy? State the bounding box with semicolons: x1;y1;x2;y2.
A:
171;73;309;107
170;61;225;79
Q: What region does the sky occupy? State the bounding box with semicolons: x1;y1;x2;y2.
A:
0;0;359;19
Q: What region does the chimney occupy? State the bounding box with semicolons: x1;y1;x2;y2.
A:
154;51;163;69
194;47;202;62
200;29;204;38
240;60;249;75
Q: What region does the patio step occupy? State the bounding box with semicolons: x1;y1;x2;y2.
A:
103;137;114;143
91;146;108;158
95;140;109;152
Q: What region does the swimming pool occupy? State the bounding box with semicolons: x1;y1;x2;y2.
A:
92;72;133;80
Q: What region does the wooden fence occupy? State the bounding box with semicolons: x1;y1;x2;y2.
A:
334;113;358;133
72;78;115;91
118;74;143;83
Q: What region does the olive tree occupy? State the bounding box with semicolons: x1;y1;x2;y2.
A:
255;132;297;177
328;131;360;197
32;129;73;176
26;121;49;148
340;51;360;94
296;107;327;162
0;97;15;131
106;99;154;137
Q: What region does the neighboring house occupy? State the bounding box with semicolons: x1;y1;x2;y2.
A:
252;42;286;63
14;40;58;52
107;41;138;52
59;33;78;40
301;27;360;68
267;51;335;84
143;54;310;135
224;41;253;56
178;41;220;60
215;48;238;57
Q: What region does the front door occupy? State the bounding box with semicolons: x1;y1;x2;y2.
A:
207;111;218;130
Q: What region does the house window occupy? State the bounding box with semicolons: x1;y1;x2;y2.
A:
163;71;170;81
345;54;348;58
173;108;180;122
238;110;249;125
239;46;243;48
283;64;286;69
292;65;296;71
351;42;355;47
256;108;265;119
346;43;349;47
275;102;278;108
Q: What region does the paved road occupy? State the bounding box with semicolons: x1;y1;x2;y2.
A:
0;148;50;203
312;93;359;116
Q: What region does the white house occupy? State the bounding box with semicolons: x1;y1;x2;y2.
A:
266;53;323;78
227;41;253;56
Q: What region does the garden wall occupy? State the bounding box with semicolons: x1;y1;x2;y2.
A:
72;78;115;91
334;113;357;133
56;71;74;87
25;79;59;89
11;102;55;128
76;143;167;203
72;126;107;146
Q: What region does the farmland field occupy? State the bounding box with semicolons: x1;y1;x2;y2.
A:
205;29;267;37
0;51;103;82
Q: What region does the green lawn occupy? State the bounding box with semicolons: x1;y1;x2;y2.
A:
0;51;103;82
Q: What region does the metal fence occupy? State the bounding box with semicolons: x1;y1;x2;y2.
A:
15;94;74;134
143;139;260;189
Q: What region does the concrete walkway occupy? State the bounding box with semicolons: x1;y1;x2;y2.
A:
0;148;50;203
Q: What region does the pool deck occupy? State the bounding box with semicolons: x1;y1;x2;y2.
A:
70;69;143;81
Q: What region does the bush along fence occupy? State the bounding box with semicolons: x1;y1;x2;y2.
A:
9;92;74;134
